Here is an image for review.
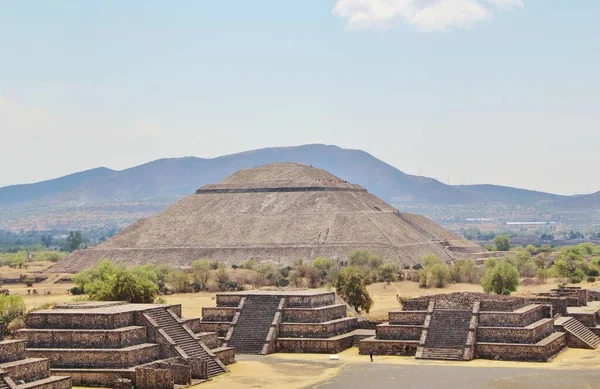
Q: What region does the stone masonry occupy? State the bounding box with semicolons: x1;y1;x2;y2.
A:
15;301;234;387
197;290;366;355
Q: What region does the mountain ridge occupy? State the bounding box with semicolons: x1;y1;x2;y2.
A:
0;144;597;230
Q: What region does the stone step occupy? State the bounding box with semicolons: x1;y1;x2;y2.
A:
563;318;600;349
419;348;464;361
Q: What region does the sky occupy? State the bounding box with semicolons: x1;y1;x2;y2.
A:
0;0;599;195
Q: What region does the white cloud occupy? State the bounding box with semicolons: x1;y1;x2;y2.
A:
333;0;524;32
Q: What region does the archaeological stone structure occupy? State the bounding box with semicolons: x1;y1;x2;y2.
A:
55;163;483;273
14;302;234;387
196;290;372;354
359;291;600;362
0;333;72;389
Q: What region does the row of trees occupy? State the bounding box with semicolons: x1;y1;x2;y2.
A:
0;250;68;269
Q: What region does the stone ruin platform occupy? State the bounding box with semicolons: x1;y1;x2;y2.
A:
15;301;234;388
195;290;368;355
0;338;72;389
358;292;600;362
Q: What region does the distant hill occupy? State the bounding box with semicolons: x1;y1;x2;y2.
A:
0;144;597;230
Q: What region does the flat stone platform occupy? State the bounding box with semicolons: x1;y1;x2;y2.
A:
218;289;332;297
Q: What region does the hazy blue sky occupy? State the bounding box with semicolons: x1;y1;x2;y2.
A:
1;0;598;194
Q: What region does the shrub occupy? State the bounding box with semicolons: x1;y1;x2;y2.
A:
7;316;25;333
481;261;520;294
0;294;26;324
167;269;190;293
336;267;373;313
587;276;596;283
70;286;85;295
23;278;35;287
494;235;511;251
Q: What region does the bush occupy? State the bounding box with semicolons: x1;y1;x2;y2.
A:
70;286;85;295
481;261;520;294
7;316;25;333
418;254;450;288
587;276;596;283
336;266;373;313
0;294;26;324
494;235;511;251
23;278;35;287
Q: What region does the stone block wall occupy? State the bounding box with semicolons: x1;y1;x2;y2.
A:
279;317;357;338
56;369;134;387
16;327;147;349
527;297;569;316
144;361;191;385
198;322;231;337
282;304;346;323
27;344;161;368
216;295;242;307
286;293;335;308
181;318;203;333
201;307;237;322
479;305;546;327
376;324;422;340
26;312;134;330
477;319;554;344
1;358;50;382
388;311;426;325
358;338;418;356
212;347;235;365
197;332;219;349
0;339;26;363
135;367;173;389
276;334;354;353
570;312;597;327
475;333;566;362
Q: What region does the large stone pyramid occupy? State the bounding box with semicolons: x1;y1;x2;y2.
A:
57;163;479;272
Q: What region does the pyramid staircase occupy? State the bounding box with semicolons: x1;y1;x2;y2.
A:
226;295;282;354
558;317;600;349
147;309;227;378
418;307;473;361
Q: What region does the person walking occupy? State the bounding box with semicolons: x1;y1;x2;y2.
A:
369;350;373;362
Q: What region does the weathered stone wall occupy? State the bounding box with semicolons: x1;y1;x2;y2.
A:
201;307;237;322
0;339;26;363
388;311;426;325
286;293;335;308
1;357;50;382
282;305;346;323
475;333;566;362
212;347;236;365
55;368;134;387
196;332;219;349
376;324;422;340
28;344;161;368
570;312;597;327
198;322;231;337
279;317;357;338
144;361;191;385
479;305;546;327
479;300;525;312
216;295;242;307
181;318;203;333
113;378;134;389
358;338;418;356
356;320;383;330
276;334;354;353
526;297;569;316
477;319;554;344
16;326;147;349
135;367;173;389
26;312;134;329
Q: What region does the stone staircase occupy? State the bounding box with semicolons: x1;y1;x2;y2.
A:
147;309;226;378
227;295;282;354
420;309;472;361
561;317;600;349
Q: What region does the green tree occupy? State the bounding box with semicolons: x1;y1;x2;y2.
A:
481;261;520;294
419;254;450;288
554;247;587;282
73;260;160;303
379;263;399;283
66;231;83;251
494;235;511;251
192;259;211;290
167;269;190;293
336;266;373;313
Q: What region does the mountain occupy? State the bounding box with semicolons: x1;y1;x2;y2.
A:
0;144;597;230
